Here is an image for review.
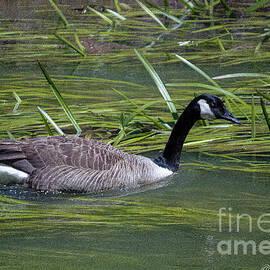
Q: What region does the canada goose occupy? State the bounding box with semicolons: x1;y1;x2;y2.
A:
0;94;240;193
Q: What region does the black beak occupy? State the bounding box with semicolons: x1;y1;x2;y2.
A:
220;108;241;125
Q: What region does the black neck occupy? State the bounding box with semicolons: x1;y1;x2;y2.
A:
154;102;200;172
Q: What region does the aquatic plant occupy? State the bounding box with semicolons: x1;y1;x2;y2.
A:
0;0;269;171
1;4;270;268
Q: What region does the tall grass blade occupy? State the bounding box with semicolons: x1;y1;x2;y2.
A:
174;55;248;107
55;34;86;56
106;9;126;21
136;0;167;30
12;91;21;113
126;101;164;127
112;88;165;129
13;91;21;104
134;49;178;120
260;98;270;132
145;1;183;24
175;54;220;87
48;0;69;26
37;106;64;136
204;0;209;9
119;113;126;134
255;33;270;53
112;113;126;146
7;131;15;140
158;118;172;129
167;82;244;103
255;39;263;53
87;6;114;25
37;61;82;135
256;90;270;101
220;0;233;16
213;73;270;80
228;96;250;121
246;0;270;12
217;37;225;52
164;0;169;10
38;108;53;136
179;0;199;14
224;97;232;112
117;132;156;147
114;0;121;12
251;94;255;138
74;33;85;52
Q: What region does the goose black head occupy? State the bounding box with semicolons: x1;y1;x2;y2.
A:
196;94;241;124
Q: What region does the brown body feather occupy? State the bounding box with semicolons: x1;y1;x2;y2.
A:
0;136;170;192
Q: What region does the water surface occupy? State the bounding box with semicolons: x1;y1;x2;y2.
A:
1;153;269;270
1;1;270;269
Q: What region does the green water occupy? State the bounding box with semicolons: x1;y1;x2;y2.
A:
1;153;270;270
1;1;270;269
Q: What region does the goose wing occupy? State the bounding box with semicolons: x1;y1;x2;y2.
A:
28;154;157;193
28;160;130;192
0;136;128;173
28;165;116;192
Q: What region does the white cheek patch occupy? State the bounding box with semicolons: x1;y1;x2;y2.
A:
198;99;216;120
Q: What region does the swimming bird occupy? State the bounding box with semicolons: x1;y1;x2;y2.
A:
0;94;240;193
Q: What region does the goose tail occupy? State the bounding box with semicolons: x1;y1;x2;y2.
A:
0;140;25;162
0;140;30;185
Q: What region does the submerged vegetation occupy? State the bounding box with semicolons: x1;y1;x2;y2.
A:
0;2;270;268
0;0;270;172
